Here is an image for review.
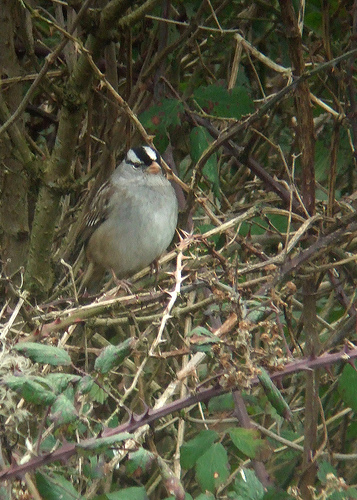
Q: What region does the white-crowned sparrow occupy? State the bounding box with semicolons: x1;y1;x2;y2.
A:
79;145;178;289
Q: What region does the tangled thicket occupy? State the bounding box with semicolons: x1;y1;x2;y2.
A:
0;1;357;499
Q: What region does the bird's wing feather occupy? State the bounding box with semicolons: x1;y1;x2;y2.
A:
77;181;117;247
85;181;114;227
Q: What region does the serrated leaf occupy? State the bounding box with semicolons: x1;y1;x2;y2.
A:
49;393;78;426
195;442;229;493
13;342;71;366
78;375;95;394
95;338;135;374
140;98;184;131
232;468;264;500
4;374;54;390
181;430;218;469
229;428;265;459
193;82;254;119
89;382;108;403
46;373;81;392
338;364;357;412
4;376;56;405
36;471;84;500
77;432;131;455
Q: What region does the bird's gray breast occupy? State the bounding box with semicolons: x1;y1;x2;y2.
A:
94;176;177;277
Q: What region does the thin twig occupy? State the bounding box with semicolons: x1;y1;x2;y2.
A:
0;0;93;137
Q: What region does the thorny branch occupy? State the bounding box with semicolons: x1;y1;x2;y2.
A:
1;347;357;482
1;2;357;496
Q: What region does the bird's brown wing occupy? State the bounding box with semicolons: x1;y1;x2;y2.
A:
77;180;116;247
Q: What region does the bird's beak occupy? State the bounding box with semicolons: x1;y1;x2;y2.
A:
146;161;161;174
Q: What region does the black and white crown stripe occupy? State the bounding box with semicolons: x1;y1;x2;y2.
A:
126;146;160;168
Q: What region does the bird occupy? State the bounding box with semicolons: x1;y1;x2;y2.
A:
79;145;178;291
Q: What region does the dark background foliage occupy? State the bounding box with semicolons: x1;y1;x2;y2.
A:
0;0;357;499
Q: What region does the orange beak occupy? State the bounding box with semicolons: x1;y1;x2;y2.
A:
146;161;161;174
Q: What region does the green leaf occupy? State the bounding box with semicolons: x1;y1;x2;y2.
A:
346;420;357;440
83;456;105;480
36;471;84;500
326;490;357;500
95;338;135;374
188;326;221;343
317;461;338;484
39;434;57;453
208;393;235;412
163;496;193;500
77;432;131;455
49;393;78;426
240;214;289;237
0;485;11;500
46;373;81;392
188;326;221;354
4;374;53;391
338;364;357;412
262;488;292;500
89;382;108;404
258;367;293;421
126;448;155;476
195;442;229;493
229;428;265;459
102;487;149;500
191;344;215;354
193;82;254;119
305;10;322;33
342;489;357;499
244;301;270;323
231;468;265;500
78;375;95;394
140;98;184;132
180;430;218;469
195;494;215;500
189;126;219;188
13;342;71;366
4;376;56;405
314;139;330;183
198;223;222;247
188;327;221;353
